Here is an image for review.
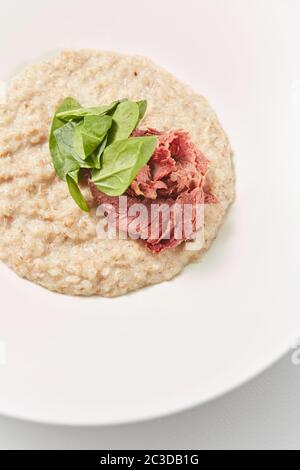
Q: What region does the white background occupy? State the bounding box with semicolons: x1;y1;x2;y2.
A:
0;353;300;450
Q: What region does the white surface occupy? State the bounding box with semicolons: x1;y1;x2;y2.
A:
0;354;300;450
0;0;300;425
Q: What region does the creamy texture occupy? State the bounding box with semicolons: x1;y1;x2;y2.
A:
0;50;235;297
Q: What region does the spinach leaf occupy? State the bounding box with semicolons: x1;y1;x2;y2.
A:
137;100;147;123
66;174;89;212
91;136;157;197
52;122;82;179
68;168;80;183
49;97;82;180
108;101;140;144
50;96;151;212
73;115;113;160
54;122;95;173
56;101;119;122
86;135;108;169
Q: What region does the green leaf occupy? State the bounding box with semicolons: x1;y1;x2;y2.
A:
52;122;82;179
68;168;80;183
92;136;158;197
49;97;82;180
56;101;119;122
86;135;108;169
73;115;112;160
137;100;147;123
66;174;90;212
108;101;140;144
49;96;151;212
54;122;95;174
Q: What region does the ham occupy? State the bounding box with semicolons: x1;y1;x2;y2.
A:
89;129;217;253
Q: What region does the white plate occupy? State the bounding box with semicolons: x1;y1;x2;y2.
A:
0;0;300;425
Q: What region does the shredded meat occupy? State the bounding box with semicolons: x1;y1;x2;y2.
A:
89;129;217;253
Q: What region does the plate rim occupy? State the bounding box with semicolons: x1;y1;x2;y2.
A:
0;342;293;426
